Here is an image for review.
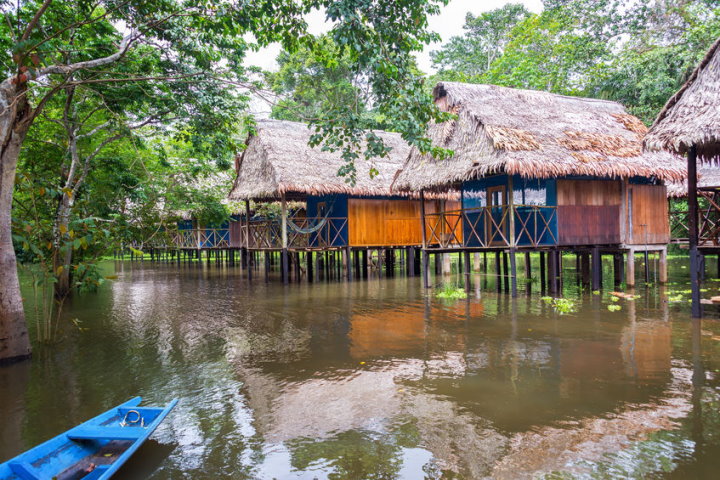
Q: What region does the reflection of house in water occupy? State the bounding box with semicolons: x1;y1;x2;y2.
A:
348;303;483;359
621;320;672;380
223;298;675;478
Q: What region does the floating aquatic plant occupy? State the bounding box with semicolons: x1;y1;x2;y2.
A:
607;304;621;312
436;284;467;300
541;296;577;314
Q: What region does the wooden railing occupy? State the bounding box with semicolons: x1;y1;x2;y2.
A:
424;205;558;249
172;228;230;249
670;209;720;245
245;217;349;249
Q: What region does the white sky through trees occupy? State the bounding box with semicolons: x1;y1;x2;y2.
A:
244;0;544;74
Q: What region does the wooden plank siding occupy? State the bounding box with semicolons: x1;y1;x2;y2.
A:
557;180;622;245
348;199;423;247
627;184;669;245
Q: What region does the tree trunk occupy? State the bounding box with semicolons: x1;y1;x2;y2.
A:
0;133;31;363
53;198;73;298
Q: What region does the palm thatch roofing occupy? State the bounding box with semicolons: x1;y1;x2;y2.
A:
667;165;720;197
228;119;412;201
645;37;720;160
392;82;685;192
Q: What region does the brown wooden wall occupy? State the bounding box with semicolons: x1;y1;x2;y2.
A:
556;180;669;246
627;184;669;245
557;180;621;245
348;199;422;247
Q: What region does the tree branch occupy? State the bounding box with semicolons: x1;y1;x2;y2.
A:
20;0;53;42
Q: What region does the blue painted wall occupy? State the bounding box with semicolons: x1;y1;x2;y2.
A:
306;194;350;246
462;174;558;247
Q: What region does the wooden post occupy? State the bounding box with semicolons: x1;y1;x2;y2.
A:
494;251;502;292
508;174;516;249
408;247;416;277
687;145;702;318
502;251;509;293
659;247;668;284
540;251;546;292
613;253;621;287
307;251;314;282
524;251;531;279
362;249;368;278
509;249;517;297
281;194;289;284
264;252;270;283
442;253;451;275
345;247;352;281
591;247;601;291
473;252;481;272
422;250;430;288
581;252;590;286
626;248;635;287
419;190;427;249
548;250;557;294
463;251;471;290
688;145;701;316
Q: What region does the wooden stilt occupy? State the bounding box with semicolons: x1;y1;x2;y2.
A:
422;250;430;288
626;248;635;288
264;252;270;283
548;250;558;294
362;249;368;278
281;249;289;284
524;251;531;279
502;252;509;293
345;247;352;281
494;251;502;292
408;247;416;277
688;145;702;317
509;249;517;297
540;251;546;292
659;247;668;284
591;247;601;291
580;253;590;286
307;251;314;282
463;250;471;290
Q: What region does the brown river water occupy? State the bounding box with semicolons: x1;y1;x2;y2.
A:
1;257;720;479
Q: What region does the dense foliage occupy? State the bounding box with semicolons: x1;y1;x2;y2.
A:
428;0;720;124
1;0;450;357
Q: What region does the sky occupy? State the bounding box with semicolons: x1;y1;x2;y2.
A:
245;0;544;115
245;0;544;74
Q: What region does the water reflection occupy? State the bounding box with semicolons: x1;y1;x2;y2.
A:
0;259;719;478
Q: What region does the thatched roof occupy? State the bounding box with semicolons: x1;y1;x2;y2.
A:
392;83;686;192
228;119;411;200
645;37;720;159
667;165;720;197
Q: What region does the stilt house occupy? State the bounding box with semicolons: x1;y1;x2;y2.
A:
228;119;454;253
392;82;685;251
645;36;720;316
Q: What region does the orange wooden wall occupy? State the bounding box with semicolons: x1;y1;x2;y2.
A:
348;199;424;246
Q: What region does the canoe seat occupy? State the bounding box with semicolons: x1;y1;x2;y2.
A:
67;426;146;441
8;461;40;480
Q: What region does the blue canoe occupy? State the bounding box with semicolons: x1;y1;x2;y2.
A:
0;397;177;480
